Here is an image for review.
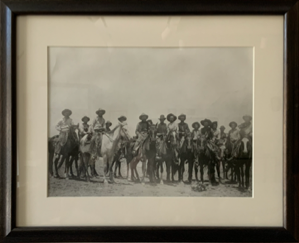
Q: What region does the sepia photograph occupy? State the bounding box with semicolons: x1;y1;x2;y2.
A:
48;47;253;197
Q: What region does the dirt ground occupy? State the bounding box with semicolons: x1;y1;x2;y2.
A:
48;158;252;197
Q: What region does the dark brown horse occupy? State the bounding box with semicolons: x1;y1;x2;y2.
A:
178;133;194;183
194;136;219;185
164;130;179;182
52;124;79;179
234;137;252;189
145;124;158;183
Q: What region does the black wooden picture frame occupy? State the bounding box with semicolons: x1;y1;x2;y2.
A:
0;0;298;242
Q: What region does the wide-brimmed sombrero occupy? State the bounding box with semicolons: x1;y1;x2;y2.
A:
220;125;225;130
95;108;106;115
147;119;153;125
200;119;212;126
212;121;218;127
62;109;72;116
139;113;148;120
243;115;252;121
81;116;90;122
106;120;112;126
178;114;186;120
167;113;177;122
159;115;166;120
192;122;200;128
118;116;127;122
229;121;238;128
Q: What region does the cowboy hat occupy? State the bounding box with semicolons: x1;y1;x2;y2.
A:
200;119;212;126
192;122;200;128
106;120;112;126
147;119;153;125
167;113;177;122
178;114;186;120
139;113;148;120
81;116;90;122
229;121;238;128
212;121;218;127
62;109;72;116
118;116;127;122
220;125;225;130
159;115;166;120
243;115;252;121
95;108;106;115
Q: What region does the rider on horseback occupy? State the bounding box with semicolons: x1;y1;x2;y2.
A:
79;116;90;140
105;120;112;132
55;109;78;154
191;121;201;164
156;115;167;158
89;108;106;158
227;121;241;159
238;115;252;142
178;114;190;151
132;113;149;157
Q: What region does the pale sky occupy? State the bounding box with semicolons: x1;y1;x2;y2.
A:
48;47;253;137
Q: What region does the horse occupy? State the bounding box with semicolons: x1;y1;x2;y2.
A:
48;135;59;177
178;133;194;183
194;135;219;185
112;142;126;178
51;124;80;179
234;137;252;189
164;130;179;182
98;122;131;184
145;124;158;183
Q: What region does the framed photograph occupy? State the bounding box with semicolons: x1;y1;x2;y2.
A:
1;0;299;242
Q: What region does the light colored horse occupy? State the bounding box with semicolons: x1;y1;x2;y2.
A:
99;122;131;184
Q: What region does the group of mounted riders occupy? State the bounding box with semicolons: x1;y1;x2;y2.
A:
49;108;252;188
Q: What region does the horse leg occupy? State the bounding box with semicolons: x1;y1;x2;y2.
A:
200;162;204;184
108;155;115;183
53;154;61;178
245;160;251;189
165;158;171;182
102;155;108;184
141;160;146;184
113;159;118;178
241;163;245;188
49;151;54;177
188;158;194;183
65;156;71;179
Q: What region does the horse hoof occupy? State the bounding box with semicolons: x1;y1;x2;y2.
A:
142;182;145;186
104;180;109;185
160;180;164;185
65;177;69;180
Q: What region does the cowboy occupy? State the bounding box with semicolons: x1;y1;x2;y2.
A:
132;113;149;156
79;116;90;139
178;114;190;138
211;121;220;143
105;121;112;132
118;115;127;124
227;121;241;157
90;124;105;158
91;108;106;132
200;119;213;140
218;125;227;145
166;113;178;135
191;122;201;141
157;115;167;136
191;122;201;162
55;109;77;154
239;115;252;142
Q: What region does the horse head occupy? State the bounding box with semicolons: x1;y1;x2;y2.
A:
148;123;158;142
169;131;178;147
240;137;252;157
119;122;131;142
185;133;193;150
